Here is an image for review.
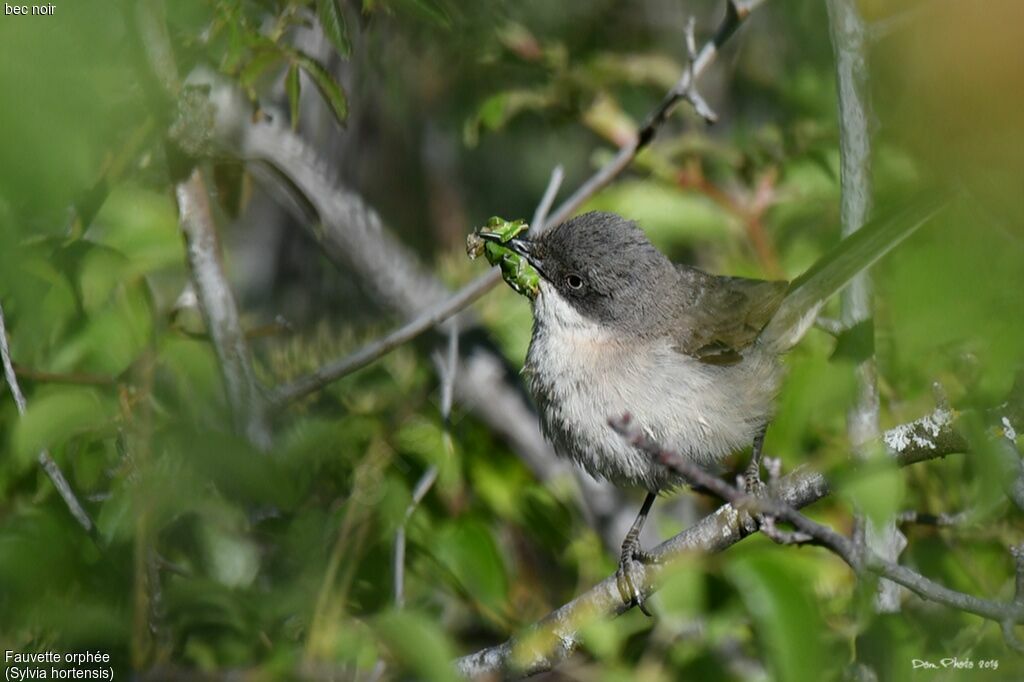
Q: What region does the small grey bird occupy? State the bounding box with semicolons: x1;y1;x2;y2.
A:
480;199;940;612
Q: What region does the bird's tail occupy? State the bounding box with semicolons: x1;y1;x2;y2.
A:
759;190;947;352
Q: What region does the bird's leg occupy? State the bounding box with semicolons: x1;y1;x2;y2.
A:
742;426;768;495
616;491;659;616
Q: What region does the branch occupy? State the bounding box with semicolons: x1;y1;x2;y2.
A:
175;169;271;448
453;404;1004;678
0;303;100;543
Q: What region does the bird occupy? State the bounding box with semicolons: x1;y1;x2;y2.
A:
477;197;941;613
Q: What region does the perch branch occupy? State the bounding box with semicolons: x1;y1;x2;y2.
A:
453;404;1018;678
0;303;100;542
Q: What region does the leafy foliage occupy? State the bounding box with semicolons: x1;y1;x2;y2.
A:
1;1;1024;680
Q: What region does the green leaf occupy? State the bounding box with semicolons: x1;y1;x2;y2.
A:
295;54;348;126
726;553;832;682
395;0;451;27
199;515;261;589
583;180;734;246
836;454;905;526
373;610;458;682
432;520;508;614
463;88;551;147
286;63;301;131
239;48;284;88
13;387;112;466
317;0;352;57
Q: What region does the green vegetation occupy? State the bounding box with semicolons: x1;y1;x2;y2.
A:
1;1;1023;680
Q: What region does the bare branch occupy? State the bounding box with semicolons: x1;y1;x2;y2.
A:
530;165;564;236
681;17;718;124
549;0;762;228
374;331;460;681
0;303;100;542
269;274;490;408
452;404;1009;678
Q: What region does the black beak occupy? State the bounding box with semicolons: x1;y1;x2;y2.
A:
481;233;540;265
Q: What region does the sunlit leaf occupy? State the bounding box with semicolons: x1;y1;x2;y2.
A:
200;515;261;589
582;180;733;247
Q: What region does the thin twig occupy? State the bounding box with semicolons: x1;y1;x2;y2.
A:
0;303;100;542
682;16;718;124
530;165;564;236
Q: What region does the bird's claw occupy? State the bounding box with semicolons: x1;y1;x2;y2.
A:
616;543;659;616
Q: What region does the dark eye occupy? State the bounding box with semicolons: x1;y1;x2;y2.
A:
565;274;584;290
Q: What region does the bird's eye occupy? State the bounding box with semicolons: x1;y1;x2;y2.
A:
565;274;584;290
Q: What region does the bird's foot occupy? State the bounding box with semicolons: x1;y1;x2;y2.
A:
616;538;659;616
742;457;766;497
737;459;768;534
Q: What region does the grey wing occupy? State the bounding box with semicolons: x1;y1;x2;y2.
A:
673;267;789;366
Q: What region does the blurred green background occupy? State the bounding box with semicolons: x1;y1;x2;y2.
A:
1;0;1023;680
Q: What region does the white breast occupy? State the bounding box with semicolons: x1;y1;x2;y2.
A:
523;284;783;491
